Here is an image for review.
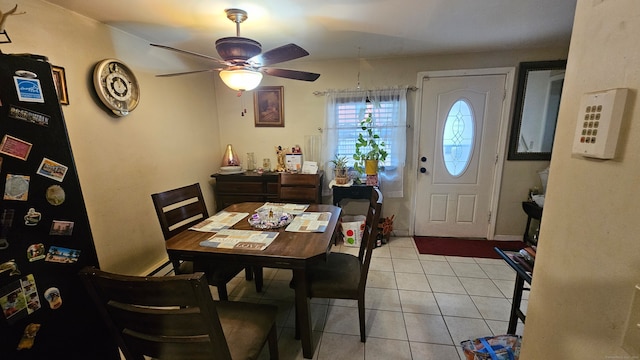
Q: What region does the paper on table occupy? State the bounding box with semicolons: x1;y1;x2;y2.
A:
256;202;309;215
285;212;332;233
189;211;249;232
199;229;278;250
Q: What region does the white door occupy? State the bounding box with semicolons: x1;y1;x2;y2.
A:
414;72;508;238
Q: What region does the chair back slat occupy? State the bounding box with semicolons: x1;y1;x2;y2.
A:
79;267;233;360
278;173;321;204
151;183;209;240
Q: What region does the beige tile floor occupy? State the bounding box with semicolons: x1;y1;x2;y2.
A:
223;236;527;360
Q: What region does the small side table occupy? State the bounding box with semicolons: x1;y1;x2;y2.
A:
332;184;375;206
522;201;543;246
495;247;532;334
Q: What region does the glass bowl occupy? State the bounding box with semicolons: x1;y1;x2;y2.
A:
248;209;293;230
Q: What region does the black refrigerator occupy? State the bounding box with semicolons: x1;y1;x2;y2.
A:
0;52;118;359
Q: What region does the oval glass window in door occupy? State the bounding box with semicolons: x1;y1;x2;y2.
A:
442;99;475;177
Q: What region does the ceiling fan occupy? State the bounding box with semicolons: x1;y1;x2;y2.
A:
151;8;320;91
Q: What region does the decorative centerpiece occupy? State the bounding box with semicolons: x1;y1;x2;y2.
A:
219;144;244;174
330;154;349;185
248;208;293;229
353;113;387;185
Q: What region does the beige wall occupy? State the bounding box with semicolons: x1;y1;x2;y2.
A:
521;0;640;358
214;50;565;237
1;0;222;275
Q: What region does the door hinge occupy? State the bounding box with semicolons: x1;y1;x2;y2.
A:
495;154;499;164
487;210;492;223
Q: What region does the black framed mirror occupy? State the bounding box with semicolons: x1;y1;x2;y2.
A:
508;60;567;160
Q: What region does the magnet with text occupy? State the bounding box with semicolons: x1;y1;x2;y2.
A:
44;287;62;309
9;104;49;127
14;76;45;103
36;158;68;182
0;134;32;160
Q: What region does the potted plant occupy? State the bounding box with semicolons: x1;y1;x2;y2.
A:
330;154;349;184
353;113;387;183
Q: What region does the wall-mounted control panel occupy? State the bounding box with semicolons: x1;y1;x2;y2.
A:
572;88;628;159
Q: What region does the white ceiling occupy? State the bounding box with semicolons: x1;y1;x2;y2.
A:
46;0;576;61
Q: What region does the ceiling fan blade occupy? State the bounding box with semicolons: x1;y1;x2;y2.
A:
150;43;228;65
262;68;320;82
156;69;217;77
248;43;309;67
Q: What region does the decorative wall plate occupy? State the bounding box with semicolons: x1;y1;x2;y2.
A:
93;59;140;116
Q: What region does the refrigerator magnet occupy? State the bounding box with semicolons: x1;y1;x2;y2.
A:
3;174;29;201
0;259;20;276
23;208;41;226
27;244;45;262
9;105;50;127
36;158;68;182
45;185;65;206
43;288;61;309
45;246;80;264
17;323;41;350
0;135;32;161
21;274;40;314
49;220;73;236
13;76;45;103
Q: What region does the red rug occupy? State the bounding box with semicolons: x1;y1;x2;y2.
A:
413;236;524;259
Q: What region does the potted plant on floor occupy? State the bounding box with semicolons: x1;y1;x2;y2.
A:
330;154;349;185
353;113;387;185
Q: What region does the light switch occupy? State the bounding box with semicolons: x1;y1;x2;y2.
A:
622;284;640;355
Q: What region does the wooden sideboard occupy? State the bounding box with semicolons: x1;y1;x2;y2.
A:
211;171;324;211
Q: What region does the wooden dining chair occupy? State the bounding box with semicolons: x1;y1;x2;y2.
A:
292;186;382;342
79;267;279;360
277;172;322;204
151;183;262;300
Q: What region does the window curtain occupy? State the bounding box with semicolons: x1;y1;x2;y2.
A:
321;87;408;198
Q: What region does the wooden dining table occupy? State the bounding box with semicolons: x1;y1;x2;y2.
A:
164;202;342;359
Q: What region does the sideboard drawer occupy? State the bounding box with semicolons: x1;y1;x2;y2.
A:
216;181;263;194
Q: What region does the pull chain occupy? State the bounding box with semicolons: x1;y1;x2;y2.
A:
239;91;247;116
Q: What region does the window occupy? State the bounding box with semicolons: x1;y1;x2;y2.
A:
334;100;395;169
322;88;407;198
443;99;475;177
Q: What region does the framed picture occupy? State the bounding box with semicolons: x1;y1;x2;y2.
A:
51;65;69;105
254;86;284;127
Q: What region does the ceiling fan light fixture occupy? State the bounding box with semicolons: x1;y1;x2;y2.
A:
219;68;263;91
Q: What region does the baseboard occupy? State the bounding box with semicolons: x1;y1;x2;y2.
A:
390;229;410;237
493;234;523;241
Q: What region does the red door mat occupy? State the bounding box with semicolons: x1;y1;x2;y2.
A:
413;236;524;259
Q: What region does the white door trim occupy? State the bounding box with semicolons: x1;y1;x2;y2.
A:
410;67;515;239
